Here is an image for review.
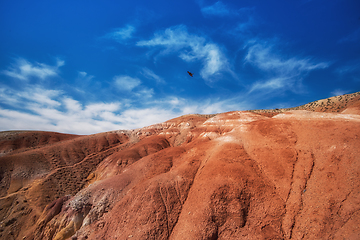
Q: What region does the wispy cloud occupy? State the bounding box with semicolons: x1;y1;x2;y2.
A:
200;1;254;19
249;77;289;92
331;89;349;97
338;27;360;43
2;58;64;81
141;68;165;84
245;41;329;92
0;85;123;134
0;86;62;108
133;88;154;99
137;25;203;52
0;87;195;134
201;1;231;17
114;75;141;91
136;25;230;82
113;75;154;99
103;25;136;42
0;57;252;134
0;83;252;134
234;16;255;34
78;71;94;81
73;71;98;96
335;63;360;75
114;107;177;129
245;43;329;73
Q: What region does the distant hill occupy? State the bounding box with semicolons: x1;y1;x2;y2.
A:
249;91;360;116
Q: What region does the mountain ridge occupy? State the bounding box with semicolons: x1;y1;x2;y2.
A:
248;91;360;116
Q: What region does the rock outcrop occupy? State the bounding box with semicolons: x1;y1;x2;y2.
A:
0;92;359;239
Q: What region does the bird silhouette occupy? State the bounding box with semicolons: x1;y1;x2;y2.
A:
187;71;193;77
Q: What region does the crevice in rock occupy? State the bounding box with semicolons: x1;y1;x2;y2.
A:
337;190;352;216
209;227;219;240
330;208;360;239
174;180;183;205
169;158;201;237
303;152;315;191
287;150;299;203
159;186;171;238
283;148;317;239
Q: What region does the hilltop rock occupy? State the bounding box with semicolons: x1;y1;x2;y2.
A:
0;92;359;239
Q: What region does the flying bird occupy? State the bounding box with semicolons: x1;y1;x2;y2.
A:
187;71;193;77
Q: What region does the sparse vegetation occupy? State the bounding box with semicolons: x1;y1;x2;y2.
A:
248;91;360;114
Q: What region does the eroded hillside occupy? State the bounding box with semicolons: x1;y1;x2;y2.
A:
0;92;360;239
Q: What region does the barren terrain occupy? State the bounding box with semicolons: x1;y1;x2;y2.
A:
0;92;360;239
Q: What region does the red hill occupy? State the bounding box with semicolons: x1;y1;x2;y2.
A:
0;92;360;239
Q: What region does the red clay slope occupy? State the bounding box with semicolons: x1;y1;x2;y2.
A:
0;92;360;240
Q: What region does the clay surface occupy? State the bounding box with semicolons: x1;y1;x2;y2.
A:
0;92;359;239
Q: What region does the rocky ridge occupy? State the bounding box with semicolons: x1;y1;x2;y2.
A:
249;91;360;116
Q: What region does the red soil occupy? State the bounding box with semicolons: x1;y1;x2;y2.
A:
0;93;360;239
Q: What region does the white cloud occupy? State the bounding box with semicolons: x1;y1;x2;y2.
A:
245;43;329;73
103;25;136;42
0;109;49;128
200;44;226;78
63;97;82;113
2;58;63;81
0;83;255;134
153;95;251;116
0;87;21;106
134;88;154;99
0;86;125;134
200;2;253;18
137;25;203;51
56;59;65;67
136;25;230;82
249;77;289;92
113;74;154;99
23;87;62;107
83;103;121;118
0;86;167;134
0;54;255;135
0;86;62;108
201;1;230;17
116;108;177;129
331;89;349;97
180;98;246;115
114;75;141;91
78;71;94;81
141;68;165;84
244;41;329;92
78;71;87;77
179;41;228;80
0;55;252;134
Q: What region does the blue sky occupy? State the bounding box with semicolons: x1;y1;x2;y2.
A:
0;0;359;134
